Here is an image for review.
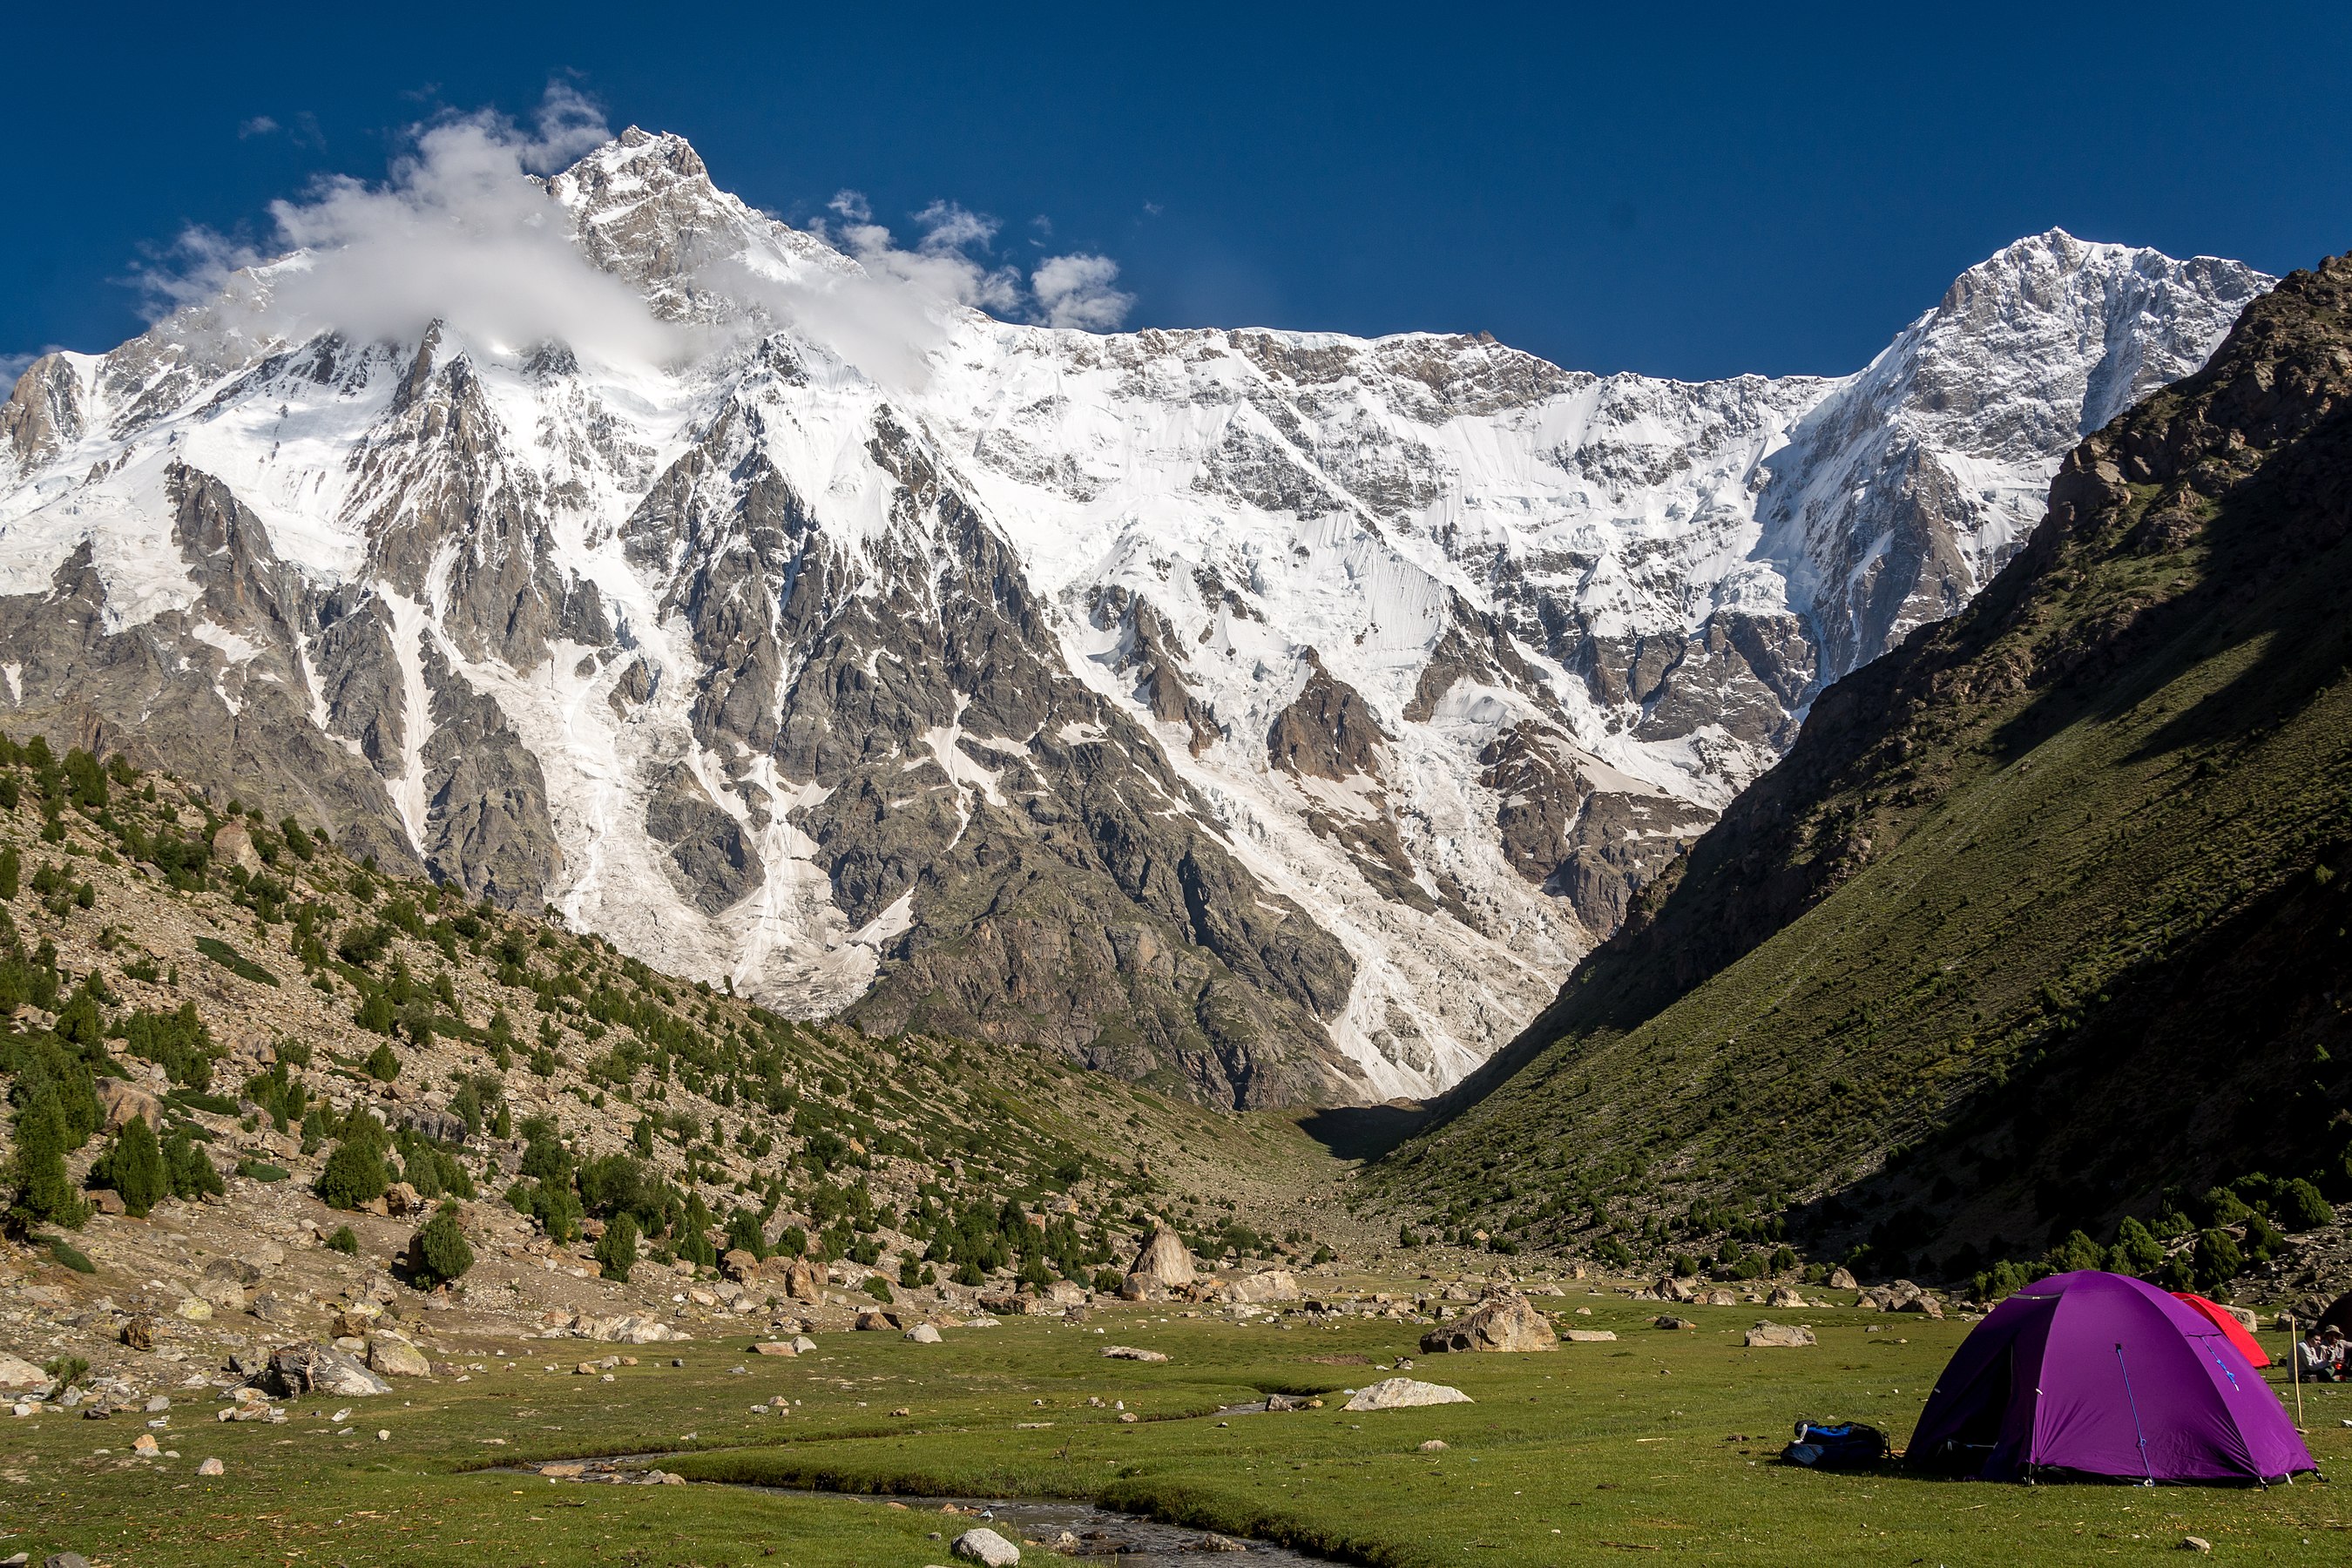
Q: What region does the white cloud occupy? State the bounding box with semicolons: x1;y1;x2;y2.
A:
238;115;280;139
149;83;680;373
808;193;1134;334
1031;253;1135;331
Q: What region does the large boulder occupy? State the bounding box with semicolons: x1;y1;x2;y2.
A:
1121;1226;1196;1297
1227;1269;1301;1304
366;1335;433;1377
0;1352;48;1389
261;1343;394;1397
1343;1378;1473;1411
1743;1321;1816;1348
952;1527;1021;1567
1828;1267;1860;1291
781;1259;825;1302
720;1248;761;1283
98;1079;164;1132
1419;1290;1557;1354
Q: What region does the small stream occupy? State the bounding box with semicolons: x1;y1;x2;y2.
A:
746;1488;1341;1568
509;1458;1343;1567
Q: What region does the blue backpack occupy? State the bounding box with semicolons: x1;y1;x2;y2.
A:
1781;1419;1889;1470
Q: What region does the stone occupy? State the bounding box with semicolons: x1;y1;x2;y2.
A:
1227;1269;1301;1304
1418;1291;1556;1354
2180;1538;2212;1553
1419;1439;1449;1451
197;1456;224;1476
44;1555;94;1568
903;1323;943;1344
1828;1267;1859;1291
1651;1315;1695;1331
750;1342;797;1356
1703;1288;1738;1308
261;1343;394;1398
1121;1226;1197;1298
98;1078;166;1132
0;1354;46;1390
174;1297;213;1322
1767;1286;1808;1308
367;1336;433;1377
721;1248;760;1282
951;1527;1021;1567
1344;1378;1473;1412
1743;1321;1816;1348
782;1259;825;1303
1562;1328;1618;1342
211;819;265;875
1193;1536;1247;1553
1101;1345;1168;1362
132;1433;160;1456
383;1182;424;1218
790;1335;817;1354
89;1189;126;1216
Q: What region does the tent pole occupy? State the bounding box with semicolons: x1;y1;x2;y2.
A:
2290;1313;2305;1432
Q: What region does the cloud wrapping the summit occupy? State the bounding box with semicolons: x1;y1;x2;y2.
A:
151;84;683;372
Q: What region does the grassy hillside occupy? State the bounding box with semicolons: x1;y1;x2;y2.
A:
0;732;1358;1311
1364;253;2352;1287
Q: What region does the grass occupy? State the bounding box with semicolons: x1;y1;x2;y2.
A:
6;1301;2348;1566
193;935;280;987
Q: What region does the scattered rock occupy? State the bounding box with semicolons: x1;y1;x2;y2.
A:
120;1317;155;1351
1418;1438;1450;1451
132;1433;159;1456
1828;1267;1860;1291
197;1456;225;1476
1192;1535;1248;1553
1767;1286;1808;1308
903;1323;943;1344
1562;1328;1618;1342
1101;1345;1168;1362
1343;1378;1473;1411
751;1342;797;1356
952;1527;1022;1567
1419;1290;1556;1353
0;1354;46;1390
2180;1538;2212;1553
1651;1315;1694;1331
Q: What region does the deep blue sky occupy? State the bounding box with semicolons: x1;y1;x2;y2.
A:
5;2;2348;382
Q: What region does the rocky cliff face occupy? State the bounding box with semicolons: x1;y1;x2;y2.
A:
0;128;2269;1105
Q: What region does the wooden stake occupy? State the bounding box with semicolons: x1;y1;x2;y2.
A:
2290;1313;2305;1431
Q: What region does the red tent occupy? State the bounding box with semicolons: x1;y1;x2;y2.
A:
2170;1292;2271;1367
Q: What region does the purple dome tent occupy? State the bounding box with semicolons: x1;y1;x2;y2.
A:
1909;1270;2315;1484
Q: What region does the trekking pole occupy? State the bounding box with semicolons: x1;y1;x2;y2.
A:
2290;1314;2304;1432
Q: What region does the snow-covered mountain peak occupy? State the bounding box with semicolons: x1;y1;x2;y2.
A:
0;134;2274;1106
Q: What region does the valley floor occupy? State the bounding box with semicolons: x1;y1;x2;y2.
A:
6;1284;2348;1567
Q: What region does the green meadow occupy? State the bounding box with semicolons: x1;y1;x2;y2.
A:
8;1294;2349;1567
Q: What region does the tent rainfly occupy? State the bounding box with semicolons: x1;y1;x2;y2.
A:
1909;1270;2315;1484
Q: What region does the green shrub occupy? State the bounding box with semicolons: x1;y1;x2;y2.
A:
90;1117;166;1217
44;1236;96;1273
2280;1179;2334;1231
595;1213;639;1281
363;1042;400;1083
317;1131;389;1210
6;1082;89;1230
164;1131;224;1200
237;1159;290;1183
43;1354;91;1390
193;936;277;987
326;1225;359;1255
2190;1227;2244;1294
2107;1215;2166;1277
409;1205;474;1288
864;1274;894;1303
